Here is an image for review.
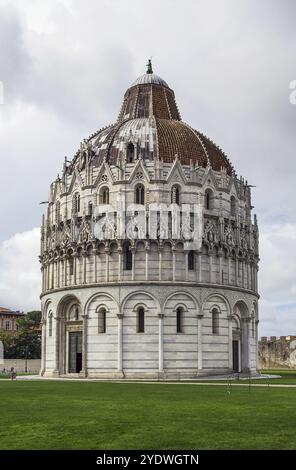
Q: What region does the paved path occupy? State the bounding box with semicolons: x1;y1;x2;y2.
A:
2;375;295;388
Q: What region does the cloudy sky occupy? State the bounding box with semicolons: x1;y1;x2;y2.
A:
0;0;295;336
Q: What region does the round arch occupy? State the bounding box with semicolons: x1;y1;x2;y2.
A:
121;291;161;316
233;299;249;318
201;292;231;316
163;291;200;313
56;294;81;319
84;292;120;317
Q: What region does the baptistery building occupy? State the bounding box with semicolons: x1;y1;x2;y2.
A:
40;61;259;378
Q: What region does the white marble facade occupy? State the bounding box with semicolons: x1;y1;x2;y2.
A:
40;67;259;379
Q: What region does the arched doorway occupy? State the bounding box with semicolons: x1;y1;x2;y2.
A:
233;301;250;373
57;296;83;375
232;315;241;372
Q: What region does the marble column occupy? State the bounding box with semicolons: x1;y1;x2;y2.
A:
228;315;233;370
158;243;163;281
131;245;136;281
73;252;77;285
197;252;202;282
83;251;87;284
94;248;98;283
209;251;213;283
185;251;189;282
158;313;164;373
197;314;203;371
41;267;44;292
145;242;149;281
246;261;249;289
242;317;251;372
40;320;47;375
53;317;60;376
118;246;122;281
105;246;110;282
172;247;176;282
81;314;88;377
242;260;245;288
235;257;238;286
255;320;259;370
248;317;252;370
117;314;123;373
63;255;67;287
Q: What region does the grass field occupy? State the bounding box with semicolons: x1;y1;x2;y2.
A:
0;378;296;450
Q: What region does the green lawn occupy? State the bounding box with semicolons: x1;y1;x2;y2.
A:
0;380;296;450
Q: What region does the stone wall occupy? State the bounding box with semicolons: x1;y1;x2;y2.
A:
259;336;296;369
0;359;41;373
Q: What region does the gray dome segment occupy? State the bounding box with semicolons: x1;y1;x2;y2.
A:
131;73;169;88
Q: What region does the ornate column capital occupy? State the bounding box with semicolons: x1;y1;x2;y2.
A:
117;313;123;320
197;314;203;320
158;313;164;319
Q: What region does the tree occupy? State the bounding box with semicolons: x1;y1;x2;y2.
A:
0;311;42;359
17;311;42;331
0;331;17;359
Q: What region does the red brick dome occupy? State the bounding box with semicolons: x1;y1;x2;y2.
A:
74;63;234;175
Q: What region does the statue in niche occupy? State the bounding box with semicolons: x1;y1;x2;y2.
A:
204;220;217;244
224;224;235;247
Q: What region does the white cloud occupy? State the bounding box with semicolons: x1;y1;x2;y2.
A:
259;223;296;336
0;228;41;312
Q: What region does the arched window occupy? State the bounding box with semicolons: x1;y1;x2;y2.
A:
205;189;214;210
100;187;109;204
171;185;180;205
69;256;74;276
72;193;80;215
98;308;106;334
5;320;12;331
88;201;93;216
188;251;195;271
48;314;53;337
123;242;132;270
137;308;145;333
55;201;60;224
212;308;219;335
127;143;135;163
230;196;236;216
69;304;80;321
135;184;145;205
176;307;183;333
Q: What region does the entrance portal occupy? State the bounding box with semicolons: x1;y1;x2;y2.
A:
68;332;82;373
232;340;239;372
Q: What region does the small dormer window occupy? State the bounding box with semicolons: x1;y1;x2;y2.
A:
171;185;180;205
72;193;80;215
100;187;109;204
230;196;236;216
205;189;214;210
135;184;145;205
127;143;135;163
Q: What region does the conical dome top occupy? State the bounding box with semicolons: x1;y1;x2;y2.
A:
117;60;181;121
